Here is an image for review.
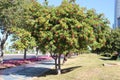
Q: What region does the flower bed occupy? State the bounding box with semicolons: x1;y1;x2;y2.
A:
0;56;52;70
0;63;16;70
3;60;32;66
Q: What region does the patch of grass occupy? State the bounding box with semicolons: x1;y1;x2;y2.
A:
31;53;120;80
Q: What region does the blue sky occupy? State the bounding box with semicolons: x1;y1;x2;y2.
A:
38;0;115;27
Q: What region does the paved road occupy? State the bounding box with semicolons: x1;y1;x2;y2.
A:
3;54;47;60
0;59;55;80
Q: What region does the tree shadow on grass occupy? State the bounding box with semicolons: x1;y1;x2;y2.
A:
100;56;118;61
0;65;81;78
100;57;111;60
40;66;81;76
61;66;81;74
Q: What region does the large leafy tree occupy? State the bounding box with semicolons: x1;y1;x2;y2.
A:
29;0;97;74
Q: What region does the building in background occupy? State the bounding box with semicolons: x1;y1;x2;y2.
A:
114;0;120;28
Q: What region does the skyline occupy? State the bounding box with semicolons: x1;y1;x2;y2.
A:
114;0;120;28
38;0;115;28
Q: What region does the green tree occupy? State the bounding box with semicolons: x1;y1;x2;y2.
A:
99;28;120;59
30;0;96;74
85;9;110;52
0;0;33;59
11;28;36;59
25;0;45;57
110;28;120;53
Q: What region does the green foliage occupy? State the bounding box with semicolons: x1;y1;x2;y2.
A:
85;9;110;50
2;0;37;51
96;28;120;55
11;28;36;50
0;0;32;30
0;0;34;57
110;28;120;52
28;0;110;55
0;0;111;56
0;0;110;55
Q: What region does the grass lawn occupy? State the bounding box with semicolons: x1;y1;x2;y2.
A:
31;53;120;80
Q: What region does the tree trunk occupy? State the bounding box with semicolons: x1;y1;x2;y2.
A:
0;31;9;57
57;54;61;74
24;48;27;59
62;53;69;65
35;47;39;58
55;57;58;70
50;53;62;74
0;31;9;63
62;56;66;65
0;45;4;57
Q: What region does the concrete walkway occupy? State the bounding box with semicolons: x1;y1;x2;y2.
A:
0;59;54;80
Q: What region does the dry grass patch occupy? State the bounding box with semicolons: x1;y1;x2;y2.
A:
31;53;120;80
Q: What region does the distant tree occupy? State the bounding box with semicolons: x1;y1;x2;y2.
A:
11;28;36;59
85;9;110;53
101;28;120;59
110;28;120;53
